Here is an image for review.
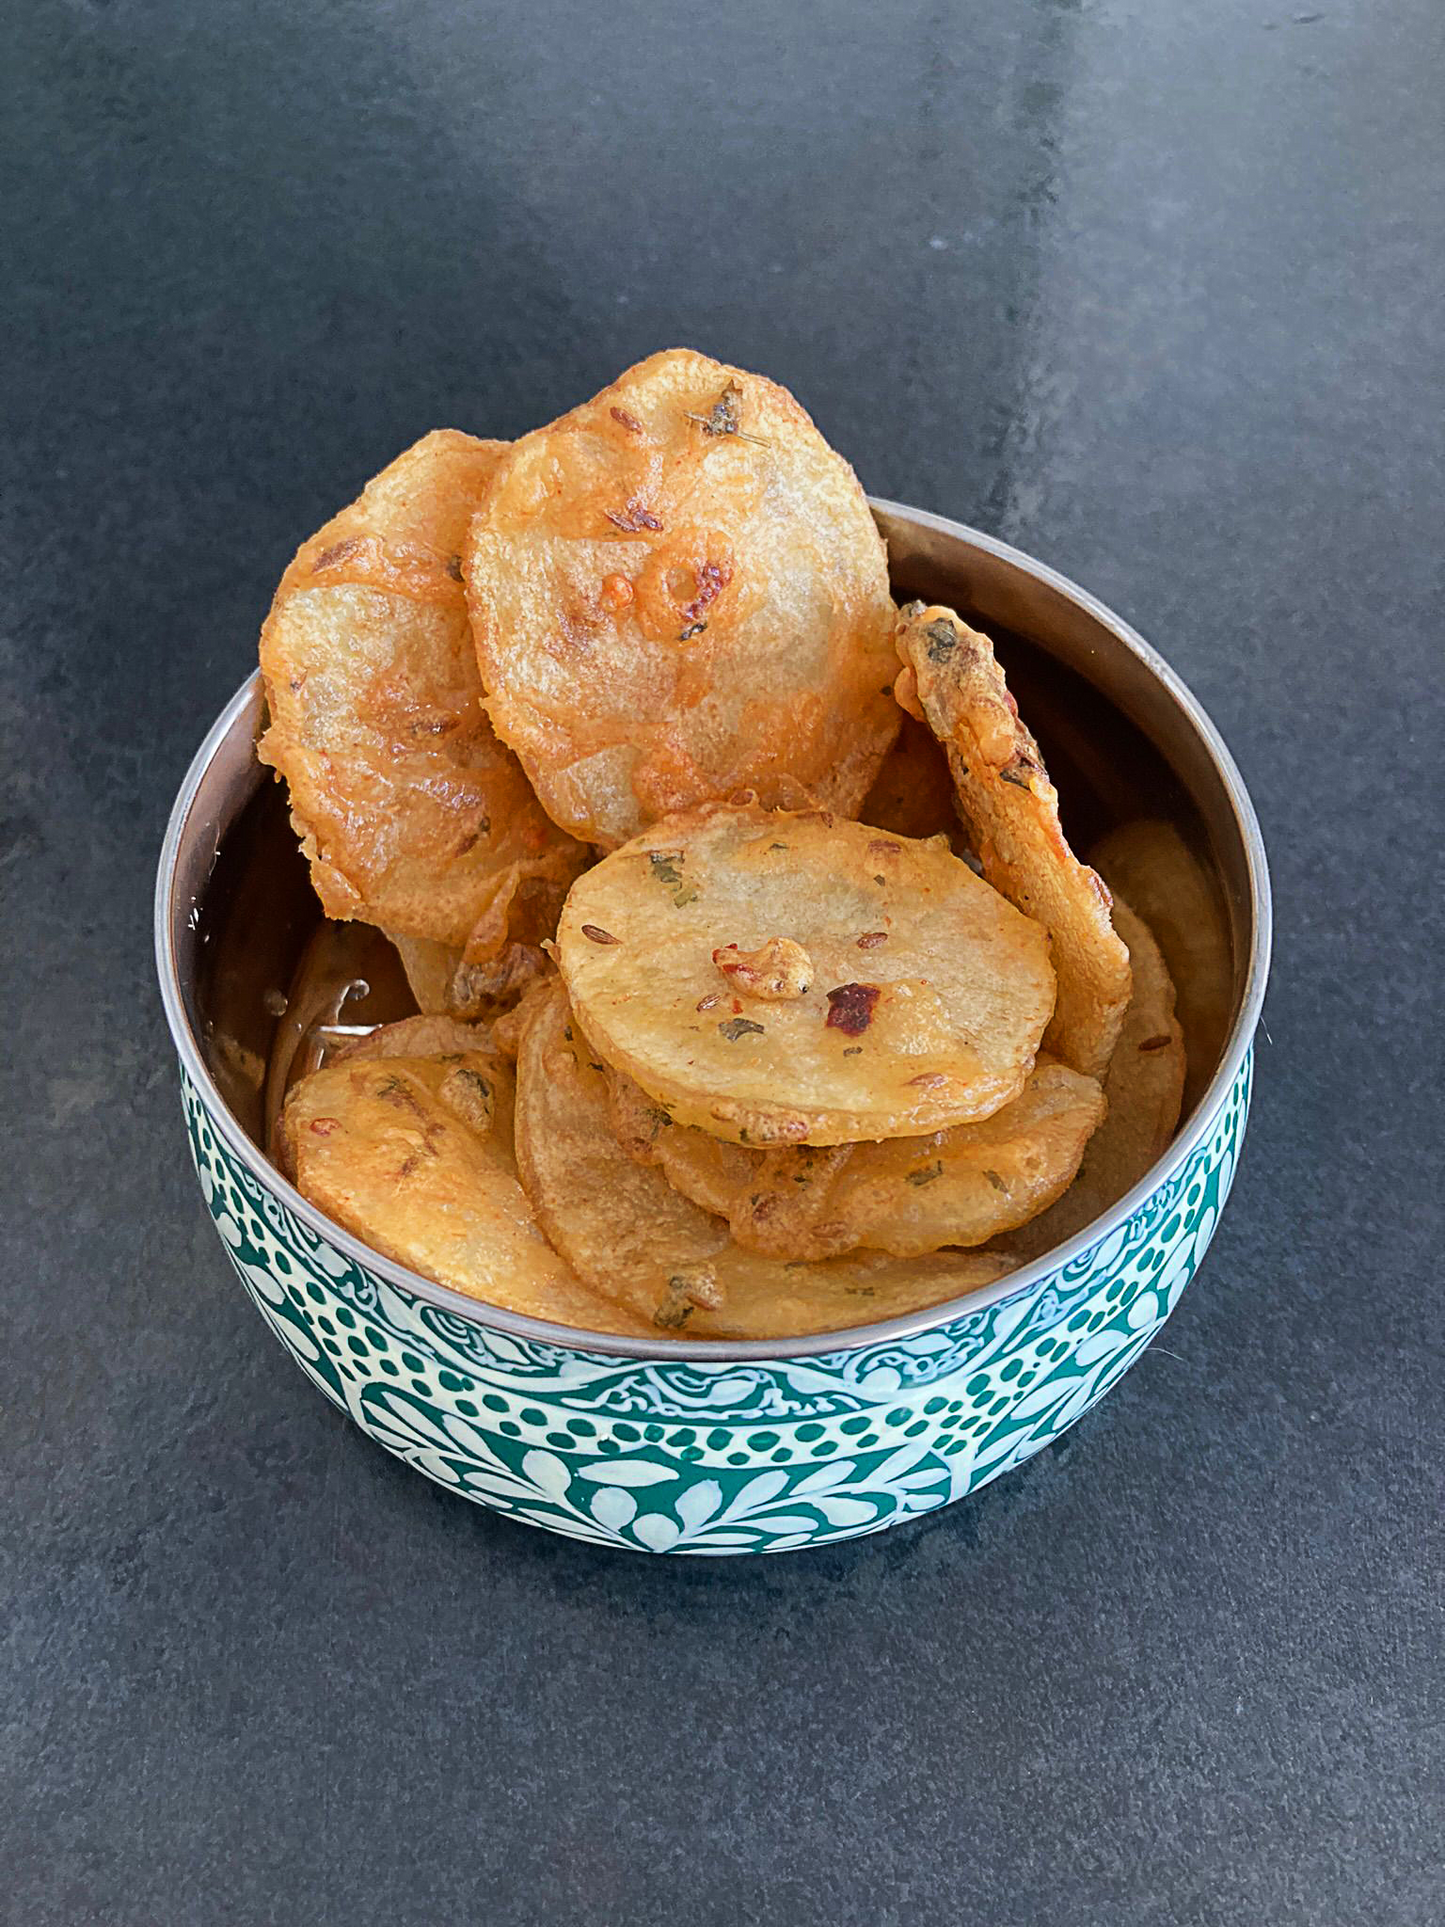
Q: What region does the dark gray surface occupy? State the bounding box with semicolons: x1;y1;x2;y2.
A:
3;1;1441;1921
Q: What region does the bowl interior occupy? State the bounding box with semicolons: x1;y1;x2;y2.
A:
165;506;1263;1298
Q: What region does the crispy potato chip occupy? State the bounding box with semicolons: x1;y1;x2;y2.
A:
464;349;901;847
390;930;552;1021
330;1014;490;1065
258;430;588;957
261;920;416;1163
388;933;458;1017
999;897;1185;1263
487;974;558;1064
858;709;963;846
1088;819;1234;1097
282;1045;649;1335
557;802;1055;1146
516;986;1009;1338
896;602;1130;1079
608;1056;1105;1260
603;1065;849;1252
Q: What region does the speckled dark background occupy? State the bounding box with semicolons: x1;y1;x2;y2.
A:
3;3;1441;1922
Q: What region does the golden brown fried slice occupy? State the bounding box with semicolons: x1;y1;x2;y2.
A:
557;802;1055;1146
858;709;964;846
258;430;589;960
895;602;1131;1079
282;1044;649;1336
604;1066;850;1256
516;986;1009;1338
389;931;553;1021
486;973;558;1064
387;934;460;1017
808;1062;1106;1256
606;1057;1104;1260
1089;819;1233;1097
464;349;901;848
999;897;1186;1263
330;1014;490;1065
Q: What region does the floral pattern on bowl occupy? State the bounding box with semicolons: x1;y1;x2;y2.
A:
181;1052;1251;1555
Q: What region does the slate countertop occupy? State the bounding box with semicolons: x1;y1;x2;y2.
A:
4;3;1440;1923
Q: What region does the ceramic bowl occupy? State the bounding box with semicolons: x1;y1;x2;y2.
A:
155;502;1270;1555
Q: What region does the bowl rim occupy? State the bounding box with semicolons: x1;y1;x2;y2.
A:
155;500;1272;1362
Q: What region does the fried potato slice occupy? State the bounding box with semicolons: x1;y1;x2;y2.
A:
282;1043;649;1336
486;973;557;1064
858;709;963;846
604;1064;848;1249
516;986;1009;1338
258;429;589;958
1088;819;1233;1095
464;349;901;847
895;602;1131;1079
998;897;1186;1263
608;1056;1105;1260
387;933;460;1017
389;931;552;1021
556;802;1056;1146
330;1014;490;1065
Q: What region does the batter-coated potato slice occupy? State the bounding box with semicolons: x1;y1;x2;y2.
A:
282;1044;649;1336
331;1014;491;1065
556;802;1056;1146
388;933;462;1017
604;1066;850;1256
608;1057;1105;1260
1088;819;1233;1093
858;709;964;847
895;602;1131;1079
258;430;588;957
486;974;558;1064
464;349;901;848
999;897;1186;1263
516;986;1009;1339
390;930;552;1021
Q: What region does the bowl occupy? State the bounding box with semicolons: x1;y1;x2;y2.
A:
155;502;1270;1555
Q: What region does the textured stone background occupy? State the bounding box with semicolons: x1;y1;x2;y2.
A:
3;2;1441;1922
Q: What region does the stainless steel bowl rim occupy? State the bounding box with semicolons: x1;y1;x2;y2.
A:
155;502;1272;1362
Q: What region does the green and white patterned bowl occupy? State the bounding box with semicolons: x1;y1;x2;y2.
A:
156;505;1270;1555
